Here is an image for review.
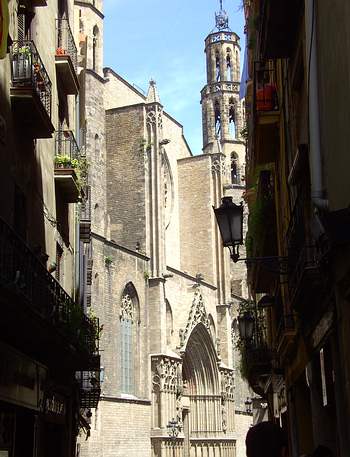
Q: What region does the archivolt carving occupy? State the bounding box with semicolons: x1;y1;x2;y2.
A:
178;289;210;350
220;368;235;400
220;368;234;433
151;356;183;394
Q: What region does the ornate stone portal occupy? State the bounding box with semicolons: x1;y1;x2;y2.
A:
151;290;236;457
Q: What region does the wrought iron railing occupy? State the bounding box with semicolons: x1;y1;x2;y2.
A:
76;369;101;409
0;217;98;356
56;18;78;71
286;196;320;301
55;130;80;166
10;40;52;118
276;313;295;345
254;62;278;112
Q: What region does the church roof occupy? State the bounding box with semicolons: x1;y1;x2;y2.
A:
146;79;161;103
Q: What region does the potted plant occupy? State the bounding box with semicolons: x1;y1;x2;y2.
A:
54;154;77;169
12;44;32;81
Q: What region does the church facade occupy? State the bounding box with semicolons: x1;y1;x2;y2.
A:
76;2;251;457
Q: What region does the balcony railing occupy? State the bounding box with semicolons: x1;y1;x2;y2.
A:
55;130;80;163
254;62;278;113
76;369;101;409
10;40;52;118
0;217;98;358
56;18;78;71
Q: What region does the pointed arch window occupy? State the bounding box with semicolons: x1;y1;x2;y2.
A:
120;284;139;395
215;53;220;82
229;98;236;139
92;25;99;71
231;152;239;184
214;100;221;137
226;49;232;81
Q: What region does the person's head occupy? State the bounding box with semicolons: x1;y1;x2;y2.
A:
246;421;288;457
311;445;333;457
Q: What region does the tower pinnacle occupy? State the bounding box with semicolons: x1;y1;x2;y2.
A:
146;79;160;103
215;0;229;30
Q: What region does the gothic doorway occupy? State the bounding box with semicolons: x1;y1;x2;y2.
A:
182;323;222;455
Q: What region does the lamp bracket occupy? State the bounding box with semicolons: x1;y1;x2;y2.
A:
234;256;289;275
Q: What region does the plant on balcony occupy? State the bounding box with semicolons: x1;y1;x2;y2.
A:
56;47;67;56
88;308;104;340
55;154;78;169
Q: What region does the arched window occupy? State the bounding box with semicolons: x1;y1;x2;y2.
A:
214;100;221;137
120;283;139;394
166;300;173;346
231;152;239;184
215;52;220;82
226;49;232;81
229;98;236;139
92;25;99;71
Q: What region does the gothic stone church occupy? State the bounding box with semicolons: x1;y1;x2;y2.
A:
77;2;250;457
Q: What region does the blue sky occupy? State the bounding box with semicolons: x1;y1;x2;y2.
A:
103;0;245;155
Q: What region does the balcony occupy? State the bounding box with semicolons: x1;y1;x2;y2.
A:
276;313;297;360
76;369;101;409
80;185;91;243
31;0;47;5
259;0;303;59
0;217;99;369
54;130;81;203
55;18;79;95
254;62;279;125
247;170;278;293
286;196;329;328
10;40;54;138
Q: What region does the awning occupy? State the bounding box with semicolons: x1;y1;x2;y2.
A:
0;0;9;60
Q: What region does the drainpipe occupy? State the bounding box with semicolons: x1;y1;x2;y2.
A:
305;0;328;210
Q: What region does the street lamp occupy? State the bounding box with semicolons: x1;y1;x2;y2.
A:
238;312;255;341
245;397;253;414
213;196;287;272
213;196;243;262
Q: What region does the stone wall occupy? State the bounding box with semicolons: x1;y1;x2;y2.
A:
82;399;152;457
177;155;216;284
105;104;147;251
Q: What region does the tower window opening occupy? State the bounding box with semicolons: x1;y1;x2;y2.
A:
226;50;232;81
215;54;220;82
229;104;236;139
92;25;99;72
231;152;239;184
214;101;221;137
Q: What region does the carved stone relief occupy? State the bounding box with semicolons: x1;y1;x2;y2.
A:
120;294;134;322
177;289;211;351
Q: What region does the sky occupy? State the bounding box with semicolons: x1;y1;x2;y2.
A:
103;0;245;155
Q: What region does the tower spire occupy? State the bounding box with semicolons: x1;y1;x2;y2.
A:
215;0;229;30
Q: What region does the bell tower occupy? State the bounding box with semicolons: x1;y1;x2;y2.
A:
201;1;244;159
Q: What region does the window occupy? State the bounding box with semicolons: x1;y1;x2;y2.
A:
229;98;236;139
226;49;232;81
231;152;239;184
215;53;220;82
214;100;221;136
92;25;99;71
120;284;139;394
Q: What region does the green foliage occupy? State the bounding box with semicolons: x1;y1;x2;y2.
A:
105;255;113;266
54;154;77;168
144;271;150;281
